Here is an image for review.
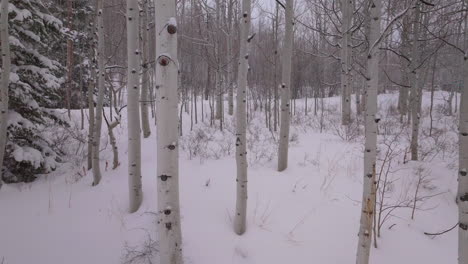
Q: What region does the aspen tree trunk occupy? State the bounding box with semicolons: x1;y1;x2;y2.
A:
127;0;143;213
0;0;10;185
140;0;151;138
459;37;468;264
103;110;119;170
409;4;422;161
227;0;234;116
429;54;437;136
66;0;73;119
277;0;294;172
273;4;279;132
459;5;468;263
234;0;251;235
92;0;106;186
356;1;381;263
87;76;95;170
215;0;222;121
155;0;183;261
341;0;352;125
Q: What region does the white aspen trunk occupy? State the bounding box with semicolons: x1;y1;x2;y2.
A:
457;53;468;264
127;0;143;213
140;0;151;138
341;0;352;125
356;1;381;263
409;4;422;161
92;0;105;186
398;20;410;119
273;5;279;132
0;0;10;185
459;4;468;263
155;0;183;262
227;0;234;116
459;43;468;264
233;0;251;236
277;0;294;172
109;120;119;170
87;76;95;170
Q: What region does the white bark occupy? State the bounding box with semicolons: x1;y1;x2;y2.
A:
398;16;410;117
459;3;468;262
87;76;95;171
460;49;468;264
127;0;143;213
0;0;10;185
92;0;105;186
341;0;352;125
356;1;381;263
409;4;422;161
277;0;294;172
155;0;183;262
140;0;151;138
234;0;251;236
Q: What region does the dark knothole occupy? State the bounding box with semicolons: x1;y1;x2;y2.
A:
460;193;468;202
460;223;468;231
159;174;170;181
165;222;172;230
167;24;177;34
164;209;171;215
158;56;170;66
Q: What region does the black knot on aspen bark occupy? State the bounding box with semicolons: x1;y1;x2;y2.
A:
460;223;468;230
460;193;468;202
158;56;170;66
367;54;371;59
168;144;176;150
462;132;468;137
131;69;136;74
366;173;373;178
460;170;467;176
243;13;247;18
366;149;371;152
244;55;249;59
374;118;381;123
164;209;171;215
159;174;171;181
167;24;177;34
165;222;172;230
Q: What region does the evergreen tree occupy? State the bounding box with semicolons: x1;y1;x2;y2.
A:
3;0;68;182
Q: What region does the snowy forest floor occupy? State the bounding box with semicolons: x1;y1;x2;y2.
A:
0;91;459;264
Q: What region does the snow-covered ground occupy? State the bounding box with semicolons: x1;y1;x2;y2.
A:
0;91;459;263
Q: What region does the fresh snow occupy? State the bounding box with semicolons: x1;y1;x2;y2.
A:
0;92;458;263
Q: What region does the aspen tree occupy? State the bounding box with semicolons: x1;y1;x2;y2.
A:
140;0;151;138
409;2;422;161
459;1;468;262
92;0;106;186
341;0;352;125
356;0;381;263
277;0;294;172
234;0;251;235
155;0;183;261
127;0;143;213
0;0;9;186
